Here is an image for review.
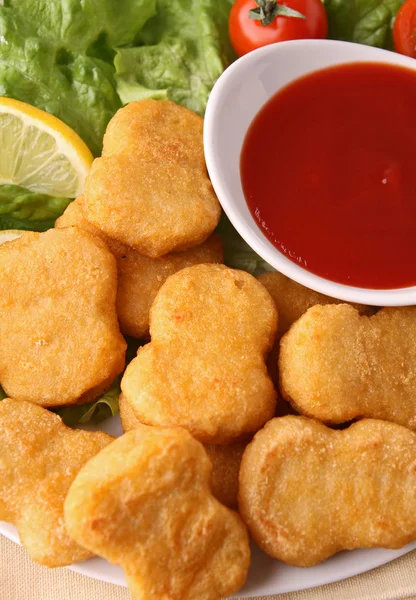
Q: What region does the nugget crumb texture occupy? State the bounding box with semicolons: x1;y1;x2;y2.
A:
239;416;416;567
121;264;277;444
56;197;223;339
279;305;416;428
119;394;245;509
258;271;375;337
0;227;126;406
64;426;250;600
83;100;221;257
0;399;112;567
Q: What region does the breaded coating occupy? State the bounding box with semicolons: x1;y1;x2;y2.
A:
279;305;416;428
0;228;126;406
258;271;375;337
55;195;108;241
84;155;220;257
258;271;376;388
239;416;416;567
103;99;206;170
119;395;244;509
56;198;224;339
64;426;250;600
0;399;112;567
121;264;277;444
83;100;221;257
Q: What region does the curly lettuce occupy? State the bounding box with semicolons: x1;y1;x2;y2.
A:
115;0;236;116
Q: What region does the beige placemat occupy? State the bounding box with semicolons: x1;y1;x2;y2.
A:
1;534;416;600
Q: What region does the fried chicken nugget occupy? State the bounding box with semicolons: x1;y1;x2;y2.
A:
64;426;250;600
56;198;223;339
83;100;220;257
258;271;375;337
0;398;112;567
279;305;416;428
121;264;277;444
84;155;220;257
119;394;245;509
102;99;206;171
258;271;376;392
239;416;416;567
0;227;126;406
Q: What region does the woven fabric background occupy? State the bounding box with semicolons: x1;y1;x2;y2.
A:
2;535;416;600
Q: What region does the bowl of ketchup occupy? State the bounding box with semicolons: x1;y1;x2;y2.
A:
204;39;416;306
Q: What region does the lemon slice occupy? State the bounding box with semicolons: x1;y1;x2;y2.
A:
0;98;94;197
0;230;24;245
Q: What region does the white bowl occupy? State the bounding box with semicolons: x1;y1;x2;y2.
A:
204;39;416;306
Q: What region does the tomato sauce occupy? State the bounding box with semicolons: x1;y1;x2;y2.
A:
241;63;416;289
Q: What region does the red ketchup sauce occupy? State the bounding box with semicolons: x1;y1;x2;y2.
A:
241;63;416;289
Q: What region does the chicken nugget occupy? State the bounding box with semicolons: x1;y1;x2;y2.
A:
64;426;250;600
83;154;221;257
0;398;112;567
239;416;416;567
56;198;223;339
119;395;244;509
121;264;277;444
103;100;206;171
258;271;376;391
0;227;126;406
258;271;375;338
279;305;416;428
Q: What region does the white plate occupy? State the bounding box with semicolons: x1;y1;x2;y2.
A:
1;414;415;597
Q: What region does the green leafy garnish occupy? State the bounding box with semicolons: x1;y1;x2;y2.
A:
114;0;236;116
324;0;405;49
0;0;156;155
216;213;275;277
0;185;72;231
54;378;121;427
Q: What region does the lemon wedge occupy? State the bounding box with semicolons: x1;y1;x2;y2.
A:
0;230;24;245
0;98;94;197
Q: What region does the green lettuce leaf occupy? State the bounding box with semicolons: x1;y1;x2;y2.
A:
0;185;72;231
324;0;405;49
216;214;275;277
0;386;7;400
5;0;157;52
115;0;236;115
0;1;157;155
54;378;121;427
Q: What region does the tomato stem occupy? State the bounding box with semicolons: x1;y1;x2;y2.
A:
249;0;306;26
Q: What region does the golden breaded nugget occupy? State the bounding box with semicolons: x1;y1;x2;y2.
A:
103;100;206;170
119;395;244;509
84;155;220;257
56;198;223;338
279;305;416;428
121;264;277;444
64;426;250;600
0;399;112;567
258;271;376;388
55;195;108;241
258;271;375;337
239;416;416;567
0;228;126;406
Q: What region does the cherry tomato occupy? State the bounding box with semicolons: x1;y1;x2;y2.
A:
393;0;416;58
229;0;328;57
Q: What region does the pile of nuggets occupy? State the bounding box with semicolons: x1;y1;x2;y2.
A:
1;99;416;600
